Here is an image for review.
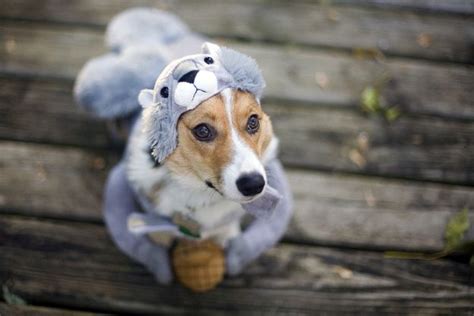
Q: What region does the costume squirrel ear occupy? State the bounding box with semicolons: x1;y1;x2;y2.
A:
218;46;266;99
138;89;155;108
201;42;221;56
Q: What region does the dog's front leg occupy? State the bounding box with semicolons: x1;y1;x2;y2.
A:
103;162;173;284
226;160;293;276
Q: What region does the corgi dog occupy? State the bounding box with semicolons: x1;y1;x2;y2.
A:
75;8;292;283
126;87;279;247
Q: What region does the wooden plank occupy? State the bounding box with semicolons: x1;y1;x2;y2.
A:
285;169;474;251
1;141;472;251
0;22;105;78
239;44;474;120
0;76;110;148
1;1;473;63
338;0;474;15
267;103;474;184
0;303;103;316
0;22;473;120
2;75;473;184
0;141;111;222
1;215;473;315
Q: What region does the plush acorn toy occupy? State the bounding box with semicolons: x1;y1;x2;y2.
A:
74;7;293;292
172;240;225;292
129;214;226;291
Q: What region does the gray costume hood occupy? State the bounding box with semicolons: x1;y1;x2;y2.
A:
74;8;293;282
139;42;266;163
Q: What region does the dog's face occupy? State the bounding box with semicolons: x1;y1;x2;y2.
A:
165;88;274;203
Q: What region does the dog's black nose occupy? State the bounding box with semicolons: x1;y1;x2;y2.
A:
236;172;265;196
179;70;199;83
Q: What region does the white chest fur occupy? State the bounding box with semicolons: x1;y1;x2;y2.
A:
125;118;243;245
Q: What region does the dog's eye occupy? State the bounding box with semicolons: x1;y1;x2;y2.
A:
192;123;216;142
160;87;169;98
246;115;260;134
204;56;214;65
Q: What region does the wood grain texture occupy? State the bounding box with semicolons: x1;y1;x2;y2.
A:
0;21;105;78
340;0;474;15
1;141;472;251
0;1;473;314
1;77;473;184
1;0;473;63
238;44;474;120
1;21;473;120
266;103;474;184
0;76;110;148
0;303;104;316
285;169;474;251
1;215;473;315
0;141;111;222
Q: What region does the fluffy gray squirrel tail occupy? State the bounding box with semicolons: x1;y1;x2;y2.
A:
73;8;206;120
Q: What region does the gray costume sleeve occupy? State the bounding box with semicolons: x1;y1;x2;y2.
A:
226;159;293;275
104;162;173;284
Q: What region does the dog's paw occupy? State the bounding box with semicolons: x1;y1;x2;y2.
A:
152;266;173;285
147;248;174;285
225;236;250;276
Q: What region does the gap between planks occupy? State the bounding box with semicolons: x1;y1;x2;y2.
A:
0;214;473;315
0;140;472;252
0;20;473;120
1;76;473;185
0;0;473;63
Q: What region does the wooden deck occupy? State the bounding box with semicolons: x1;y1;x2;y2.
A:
0;1;473;314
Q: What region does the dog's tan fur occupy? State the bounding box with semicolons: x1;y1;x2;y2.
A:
166;90;273;192
231;90;273;159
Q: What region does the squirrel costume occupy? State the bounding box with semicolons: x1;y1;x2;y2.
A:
74;8;293;290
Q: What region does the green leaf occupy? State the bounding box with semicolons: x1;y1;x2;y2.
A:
2;285;27;305
360;86;380;113
385;106;401;122
385;208;472;261
445;208;470;251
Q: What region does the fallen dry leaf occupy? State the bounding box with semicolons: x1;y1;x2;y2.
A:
417;33;432;48
92;157;106;170
333;266;353;279
349;149;367;168
357;132;370;152
364;190;377;207
315;72;329;89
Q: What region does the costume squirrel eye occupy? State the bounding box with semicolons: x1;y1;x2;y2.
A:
160;87;169;98
247;114;260;134
192;123;216;142
204;56;214;65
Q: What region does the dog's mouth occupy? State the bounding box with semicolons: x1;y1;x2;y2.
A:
239;194;262;203
232;191;265;204
205;176;266;203
205;180;222;195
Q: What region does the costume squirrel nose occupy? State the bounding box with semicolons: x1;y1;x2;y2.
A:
236;172;265;196
179;70;199;83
